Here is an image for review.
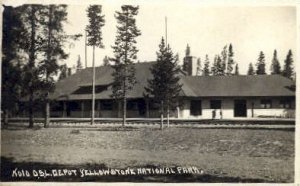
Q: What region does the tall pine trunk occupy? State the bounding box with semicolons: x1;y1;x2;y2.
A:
28;91;34;128
117;100;122;118
28;6;36;128
44;6;53;128
122;74;127;127
91;45;95;125
123;95;126;127
160;100;164;130
167;105;170;128
3;109;9;126
44;101;50;128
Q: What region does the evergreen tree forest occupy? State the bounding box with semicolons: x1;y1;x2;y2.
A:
2;5;81;127
186;44;294;78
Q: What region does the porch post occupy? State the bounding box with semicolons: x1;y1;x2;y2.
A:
62;101;67;117
118;100;122;118
81;101;85;118
251;102;254;118
145;98;150;118
176;106;180;118
98;100;101;118
22;104;26;117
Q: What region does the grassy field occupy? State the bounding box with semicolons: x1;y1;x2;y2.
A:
1;125;295;182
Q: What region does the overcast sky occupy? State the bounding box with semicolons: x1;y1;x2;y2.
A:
57;4;296;74
5;0;297;74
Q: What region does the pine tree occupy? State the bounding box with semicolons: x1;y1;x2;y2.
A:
220;45;227;75
203;54;210;76
3;5;80;127
182;44;191;72
103;55;110;66
58;64;68;80
145;38;182;130
256;51;266;75
86;5;105;125
247;63;255;75
211;55;217;75
67;67;72;76
212;55;223;76
227;43;235;75
19;5;45;128
76;55;83;71
282;50;294;79
196;58;202;76
2;6;26;125
2;4;79;127
111;5;141;126
270;50;281;74
39;5;72;128
234;64;239;75
185;44;191;56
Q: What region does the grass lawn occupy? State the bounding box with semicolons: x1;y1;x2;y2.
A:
1;125;295;182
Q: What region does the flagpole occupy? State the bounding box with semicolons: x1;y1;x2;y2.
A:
85;29;88;68
165;16;168;47
91;45;95;125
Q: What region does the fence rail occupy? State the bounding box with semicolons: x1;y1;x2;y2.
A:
4;117;295;125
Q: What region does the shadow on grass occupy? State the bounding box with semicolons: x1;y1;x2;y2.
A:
177;126;295;132
1;156;272;183
1;125;43;131
80;126;141;132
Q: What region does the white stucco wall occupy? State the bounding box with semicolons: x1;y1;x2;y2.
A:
178;97;295;119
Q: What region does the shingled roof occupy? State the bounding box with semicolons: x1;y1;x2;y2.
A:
51;62;155;100
51;62;295;100
181;75;295;97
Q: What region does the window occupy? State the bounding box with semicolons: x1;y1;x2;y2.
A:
279;99;292;109
260;99;272;109
100;100;113;110
73;85;109;94
210;100;221;109
190;100;202;116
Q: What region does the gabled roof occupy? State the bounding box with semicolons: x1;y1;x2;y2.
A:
51;62;295;100
51;62;155;100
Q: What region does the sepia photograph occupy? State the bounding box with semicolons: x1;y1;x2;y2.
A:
0;0;298;184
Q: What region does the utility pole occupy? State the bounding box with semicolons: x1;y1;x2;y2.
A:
85;29;87;68
165;16;168;46
165;16;170;127
91;45;95;125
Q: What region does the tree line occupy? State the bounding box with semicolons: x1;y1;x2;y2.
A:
247;50;294;80
190;44;294;79
187;44;238;76
2;5;81;127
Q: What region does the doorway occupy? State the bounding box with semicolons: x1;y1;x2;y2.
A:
234;100;247;117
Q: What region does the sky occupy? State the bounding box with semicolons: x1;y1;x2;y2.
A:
60;3;296;74
0;1;299;164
